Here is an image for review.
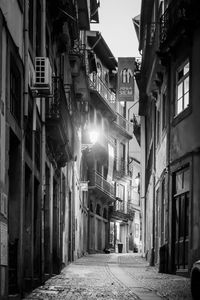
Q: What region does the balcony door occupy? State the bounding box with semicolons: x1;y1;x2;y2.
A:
173;167;189;272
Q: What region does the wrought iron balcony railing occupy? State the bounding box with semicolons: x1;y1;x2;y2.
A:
114;113;133;137
110;201;134;221
46;76;67;119
45;76;73;166
88;76;116;109
88;170;115;200
160;0;192;46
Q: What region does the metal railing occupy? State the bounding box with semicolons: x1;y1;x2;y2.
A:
88;170;115;198
46;76;64;119
114;113;133;136
160;0;192;45
111;200;134;221
88;76;116;108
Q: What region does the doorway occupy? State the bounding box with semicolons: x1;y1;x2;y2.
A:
8;130;21;294
173;167;189;272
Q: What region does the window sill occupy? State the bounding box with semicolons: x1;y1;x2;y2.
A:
173;106;192;126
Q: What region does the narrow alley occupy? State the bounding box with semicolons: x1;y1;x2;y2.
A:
23;253;192;300
2;0;200;299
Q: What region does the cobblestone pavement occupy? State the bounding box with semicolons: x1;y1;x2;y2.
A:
23;253;192;300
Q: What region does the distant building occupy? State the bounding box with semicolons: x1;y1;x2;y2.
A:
81;33;141;254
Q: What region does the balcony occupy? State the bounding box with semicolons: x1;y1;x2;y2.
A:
160;0;193;49
88;76;116;120
127;201;140;214
113;113;133;139
110;201;134;222
88;170;115;203
69;40;86;74
46;77;73;167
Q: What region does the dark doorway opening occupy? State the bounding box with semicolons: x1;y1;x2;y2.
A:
8;130;21;295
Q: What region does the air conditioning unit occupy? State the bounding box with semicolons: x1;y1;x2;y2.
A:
33;57;52;96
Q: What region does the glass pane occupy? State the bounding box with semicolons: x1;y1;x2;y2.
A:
184;76;189;93
180;195;185;238
176;172;183;193
177;98;182;115
178;69;183;81
183;168;190;191
184;62;189;75
176;198;179;239
184;92;189;109
185;193;189;236
177;83;183;99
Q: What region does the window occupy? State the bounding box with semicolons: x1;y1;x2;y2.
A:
135;223;139;238
161;178;165;244
96;161;102;174
10;55;21;124
97;63;102;79
29;0;34;46
96;203;101;216
173;167;189;269
156;106;160;144
118;184;125;202
120;143;126;173
25;99;33;157
35;123;41;171
162;92;167;130
36;0;41;56
175;60;190;116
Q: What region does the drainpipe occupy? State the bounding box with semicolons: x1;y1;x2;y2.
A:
19;0;29;292
150;103;156;266
24;0;29;117
166;64;171;273
41;0;46;279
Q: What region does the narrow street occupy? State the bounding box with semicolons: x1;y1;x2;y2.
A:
23;253;192;300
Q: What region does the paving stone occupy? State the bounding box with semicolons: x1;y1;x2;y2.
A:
23;253;192;300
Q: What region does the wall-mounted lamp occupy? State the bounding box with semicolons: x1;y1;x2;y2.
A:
88;129;99;144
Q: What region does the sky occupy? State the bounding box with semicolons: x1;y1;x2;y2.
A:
91;0;141;59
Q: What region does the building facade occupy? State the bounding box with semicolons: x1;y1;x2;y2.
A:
0;0;141;298
80;32;141;254
139;0;200;275
0;0;100;298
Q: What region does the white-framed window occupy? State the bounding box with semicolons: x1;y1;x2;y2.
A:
175;60;190;116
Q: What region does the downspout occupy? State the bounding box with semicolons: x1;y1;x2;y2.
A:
19;0;29;292
24;0;29;117
41;0;46;278
151;103;156;266
166;63;171;273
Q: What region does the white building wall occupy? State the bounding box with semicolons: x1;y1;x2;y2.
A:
0;1;23;59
